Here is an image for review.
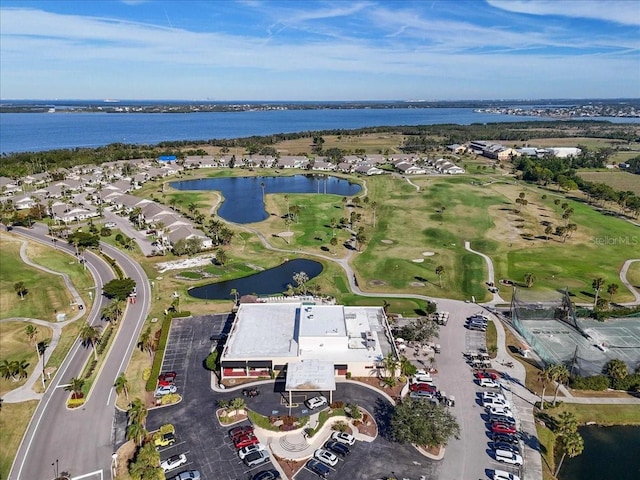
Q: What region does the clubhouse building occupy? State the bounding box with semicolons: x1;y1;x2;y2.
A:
219;301;397;383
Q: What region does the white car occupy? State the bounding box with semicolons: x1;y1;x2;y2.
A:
104;222;117;228
154;385;177;397
412;374;435;384
479;378;500;388
332;431;356;445
314;448;339;467
305;395;328;410
483;391;506;402
238;443;265;460
488;405;513;416
495;449;523;466
493;470;520;480
161;454;187;472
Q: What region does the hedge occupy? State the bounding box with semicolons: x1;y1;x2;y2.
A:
100;252;124;279
145;311;191;391
569;374;609;391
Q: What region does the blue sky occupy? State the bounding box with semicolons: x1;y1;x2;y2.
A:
1;0;639;100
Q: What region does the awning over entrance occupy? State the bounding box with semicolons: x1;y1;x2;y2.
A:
284;359;336;410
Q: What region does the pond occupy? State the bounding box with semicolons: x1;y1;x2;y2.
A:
559;425;640;480
188;258;323;300
170;174;361;223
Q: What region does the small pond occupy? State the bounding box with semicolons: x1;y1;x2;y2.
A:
170;174;361;223
188;258;323;300
559;425;640;480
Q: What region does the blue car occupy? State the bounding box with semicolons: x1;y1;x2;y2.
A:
306;458;330;478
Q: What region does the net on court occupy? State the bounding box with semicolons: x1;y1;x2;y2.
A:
510;289;640;376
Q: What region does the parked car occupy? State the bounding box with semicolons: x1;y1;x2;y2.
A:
314;448;339;467
157;379;174;387
483;398;510;410
492;433;519;445
306;459;330;478
482;391;507;402
475;371;498;380
229;425;255;439
154;385;177;397
244;450;270;467
154;431;176;448
158;371;177;382
489;413;516;426
410;390;436;400
493;442;521;455
491;422;517;435
412;373;434;384
252;470;281;480
493;470;520;480
409;382;437;393
160;454;187;472
104;222;117;228
467;323;487;332
172;471;201;480
234;434;259;449
488;405;513;416
325;440;350;457
238;443;265;460
495;449;523;466
479;378;500;388
332;431;356;445
305;395;328;409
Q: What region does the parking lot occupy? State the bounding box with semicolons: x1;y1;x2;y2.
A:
147;314;439;480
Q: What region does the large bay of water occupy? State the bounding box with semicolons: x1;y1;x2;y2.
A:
171;174;360;223
0;107;582;154
559;425;640;480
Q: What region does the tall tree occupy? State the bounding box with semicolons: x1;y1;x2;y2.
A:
293;271;309;294
390;398;460;447
114;372;130;402
605;358;628;380
129;398;148;428
79;322;102;360
14;281;27;299
592;277;605;307
554;431;584;477
64;376;85;399
607;283;619;302
550;364;570;406
537;365;554;410
25;325;45;388
435;266;445;288
524;272;536;288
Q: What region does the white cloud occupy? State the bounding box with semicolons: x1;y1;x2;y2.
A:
488;0;640;26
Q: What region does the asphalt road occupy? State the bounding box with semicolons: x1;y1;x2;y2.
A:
9;225;151;480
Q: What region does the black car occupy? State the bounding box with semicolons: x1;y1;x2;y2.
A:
492;433;519;445
252;470;281;480
493;441;521;455
306;459;330;478
325;440;350;457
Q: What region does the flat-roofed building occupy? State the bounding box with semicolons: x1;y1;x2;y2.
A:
219;301;396;381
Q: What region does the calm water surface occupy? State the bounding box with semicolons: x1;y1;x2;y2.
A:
188;258;323;300
559;425;640;480
171;174;361;223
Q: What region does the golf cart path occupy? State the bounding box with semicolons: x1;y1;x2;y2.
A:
464;241;506;304
1;240;86;402
619;259;640;305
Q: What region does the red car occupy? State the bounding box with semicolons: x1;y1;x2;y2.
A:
491;422;517;435
157;379;174;387
229;425;255;439
475;371;498;380
158;372;177;383
409;383;437;393
234;434;259;449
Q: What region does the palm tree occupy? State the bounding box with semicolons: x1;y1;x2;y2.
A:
592;278;605;307
14;281;27;299
126;421;146;447
554;431;584;477
230;288;239;305
79;322;102;360
216;247;227;266
382;352;399;382
0;360;29;381
435;266;445;288
537;366;553;410
293;271;309;295
114;372;129;402
329;236;338;252
524;272;535;288
138;326;155;357
25;324;46;388
556;411;578;436
544;225;553;240
607;283;619;302
229;397;246;416
370;201;377;227
65;376;85;399
129;398;148;427
605;358;628;380
550;364;570;406
101;300;124;324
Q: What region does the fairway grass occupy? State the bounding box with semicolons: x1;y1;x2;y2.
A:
578;171;640;196
0;400;38;480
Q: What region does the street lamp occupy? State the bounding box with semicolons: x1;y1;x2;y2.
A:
52;459;59;479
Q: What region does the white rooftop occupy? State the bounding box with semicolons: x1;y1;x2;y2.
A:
285;359;336;391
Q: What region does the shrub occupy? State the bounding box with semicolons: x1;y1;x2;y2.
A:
279;423;297;431
67;398;85;408
569;374;609;391
332;420;349;432
330;401;345;409
160;393;180;405
100;227;112;237
205;350;219;371
142;368;151;381
158;424;175;434
611;373;640;392
146;315;173;391
345;371;352;379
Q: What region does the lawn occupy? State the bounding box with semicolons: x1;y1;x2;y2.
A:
0;400;39;480
0;321;52;396
0;233;75;320
578;171;640;195
628;261;640;290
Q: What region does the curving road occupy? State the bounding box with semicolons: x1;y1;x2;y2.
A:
9;225;151;480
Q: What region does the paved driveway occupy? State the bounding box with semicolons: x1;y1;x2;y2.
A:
147;314;440;480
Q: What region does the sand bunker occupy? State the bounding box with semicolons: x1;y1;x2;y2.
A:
369;280;386;286
410;282;426;287
422;251;435;256
381;239;394;244
412;258;425;263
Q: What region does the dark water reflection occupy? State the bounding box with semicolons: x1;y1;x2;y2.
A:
170;174;361;223
559;425;640;480
188;258;323;300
